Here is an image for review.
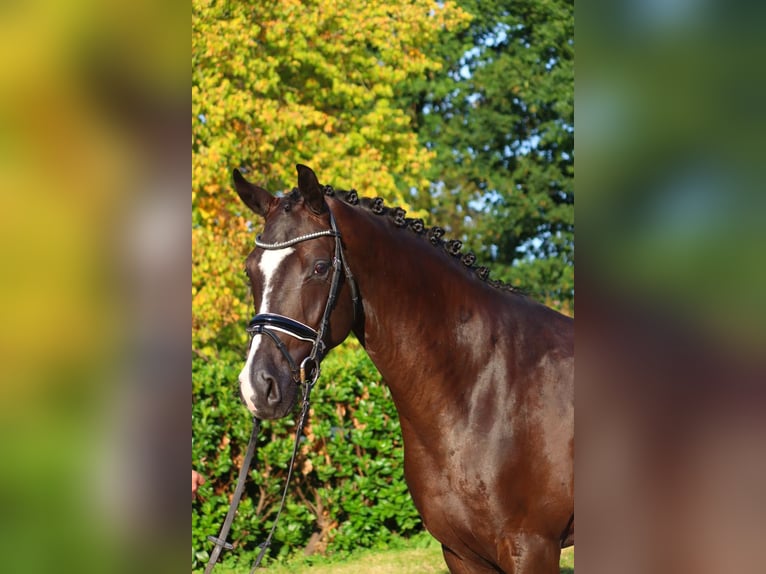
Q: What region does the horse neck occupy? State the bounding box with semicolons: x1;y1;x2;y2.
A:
330;198;499;417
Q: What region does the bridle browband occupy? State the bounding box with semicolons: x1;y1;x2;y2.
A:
247;209;358;386
204;208;358;573
253;227;339;249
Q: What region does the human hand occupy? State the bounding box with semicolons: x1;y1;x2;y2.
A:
192;469;206;501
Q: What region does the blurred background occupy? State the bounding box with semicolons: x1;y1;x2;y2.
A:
578;0;766;572
0;0;188;572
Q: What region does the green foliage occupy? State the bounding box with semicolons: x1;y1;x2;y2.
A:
406;0;574;312
192;342;422;570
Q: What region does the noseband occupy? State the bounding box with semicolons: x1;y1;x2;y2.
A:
246;210;357;387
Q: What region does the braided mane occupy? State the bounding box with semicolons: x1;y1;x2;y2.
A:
286;185;524;295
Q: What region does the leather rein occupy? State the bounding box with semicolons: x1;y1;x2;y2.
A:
204;210;357;573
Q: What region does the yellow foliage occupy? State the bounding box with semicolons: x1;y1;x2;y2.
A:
192;0;469;349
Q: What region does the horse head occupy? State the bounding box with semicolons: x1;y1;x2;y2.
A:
233;164;357;419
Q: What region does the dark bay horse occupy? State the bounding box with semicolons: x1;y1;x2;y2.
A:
233;164;574;573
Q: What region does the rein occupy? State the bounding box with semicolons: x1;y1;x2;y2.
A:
204;209;356;572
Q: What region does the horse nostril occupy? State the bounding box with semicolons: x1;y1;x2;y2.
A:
258;371;281;406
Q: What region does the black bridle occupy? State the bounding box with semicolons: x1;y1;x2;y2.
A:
204;209;357;573
245;209;356;388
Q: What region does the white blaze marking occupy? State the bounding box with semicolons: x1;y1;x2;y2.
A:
239;247;294;412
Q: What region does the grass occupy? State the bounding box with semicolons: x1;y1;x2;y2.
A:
201;539;574;573
265;544;448;574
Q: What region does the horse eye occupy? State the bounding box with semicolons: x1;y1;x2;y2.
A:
313;261;330;275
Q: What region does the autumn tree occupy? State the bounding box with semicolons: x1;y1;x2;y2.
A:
192;0;470;353
406;0;574;311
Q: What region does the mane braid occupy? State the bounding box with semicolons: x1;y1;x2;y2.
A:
326;187;525;295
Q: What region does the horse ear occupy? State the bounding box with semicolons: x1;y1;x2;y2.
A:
296;164;327;214
233;169;273;216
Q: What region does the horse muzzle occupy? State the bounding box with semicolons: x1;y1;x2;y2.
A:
239;360;299;419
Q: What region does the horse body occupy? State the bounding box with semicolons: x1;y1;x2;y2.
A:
233;165;573;573
329;197;574;572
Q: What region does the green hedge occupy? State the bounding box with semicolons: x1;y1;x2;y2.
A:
192;340;423;570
